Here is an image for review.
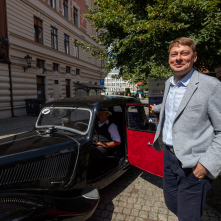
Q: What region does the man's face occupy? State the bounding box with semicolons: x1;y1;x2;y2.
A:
169;44;197;77
98;111;109;123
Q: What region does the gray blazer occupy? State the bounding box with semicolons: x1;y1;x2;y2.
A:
153;70;221;179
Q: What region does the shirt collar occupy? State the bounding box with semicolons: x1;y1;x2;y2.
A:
170;68;194;87
98;119;109;127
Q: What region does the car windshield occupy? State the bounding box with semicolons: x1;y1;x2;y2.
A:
36;107;91;134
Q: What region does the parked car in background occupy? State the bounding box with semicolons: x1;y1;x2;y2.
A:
0;96;164;221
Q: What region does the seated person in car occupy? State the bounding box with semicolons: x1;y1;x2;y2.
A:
90;107;121;159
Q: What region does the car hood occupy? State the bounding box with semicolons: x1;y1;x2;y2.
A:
0;130;77;165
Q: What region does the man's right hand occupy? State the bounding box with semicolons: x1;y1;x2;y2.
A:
150;104;156;114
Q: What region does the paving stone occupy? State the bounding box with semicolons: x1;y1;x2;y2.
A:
114;206;123;213
141;205;150;212
123;208;132;215
135;217;145;221
98;203;106;210
168;216;179;221
127;203;134;209
138;211;148;219
115;213;126;220
106;204;114;211
158;213;167;221
125;216;135;221
130;208;140;217
158;207;168;215
149;212;158;220
100;210;109;218
134;204;142;210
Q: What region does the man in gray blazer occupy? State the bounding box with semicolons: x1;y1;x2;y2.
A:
151;37;221;220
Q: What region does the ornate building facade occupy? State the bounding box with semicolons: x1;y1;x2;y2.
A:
0;0;105;118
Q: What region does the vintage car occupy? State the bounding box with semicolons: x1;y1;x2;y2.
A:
0;96;164;221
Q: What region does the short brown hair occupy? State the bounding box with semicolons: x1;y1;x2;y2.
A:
169;37;196;53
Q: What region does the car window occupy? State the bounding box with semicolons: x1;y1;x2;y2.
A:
113;106;122;112
36;107;91;134
127;105;156;133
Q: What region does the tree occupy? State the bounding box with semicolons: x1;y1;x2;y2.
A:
77;0;221;83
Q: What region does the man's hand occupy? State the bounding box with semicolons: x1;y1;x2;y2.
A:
150;104;156;114
96;141;106;148
192;162;208;179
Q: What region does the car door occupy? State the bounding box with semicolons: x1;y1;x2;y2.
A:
126;104;164;177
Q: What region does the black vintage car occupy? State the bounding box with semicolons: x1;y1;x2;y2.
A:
0;96;163;221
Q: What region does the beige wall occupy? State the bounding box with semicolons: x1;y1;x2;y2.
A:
0;0;105;118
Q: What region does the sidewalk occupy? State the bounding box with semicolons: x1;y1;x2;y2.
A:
0;115;38;139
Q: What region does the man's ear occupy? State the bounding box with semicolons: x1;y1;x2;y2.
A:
193;52;197;63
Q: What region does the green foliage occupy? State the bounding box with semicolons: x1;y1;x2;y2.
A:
76;0;221;82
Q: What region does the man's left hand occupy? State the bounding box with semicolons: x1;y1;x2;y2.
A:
192;162;208;179
96;141;106;148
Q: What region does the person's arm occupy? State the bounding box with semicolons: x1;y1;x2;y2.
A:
96;123;121;148
96;141;121;148
197;81;221;178
150;103;162;114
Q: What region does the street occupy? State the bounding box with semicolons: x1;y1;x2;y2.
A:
0;112;221;221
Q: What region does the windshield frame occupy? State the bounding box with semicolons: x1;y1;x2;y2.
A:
35;106;92;135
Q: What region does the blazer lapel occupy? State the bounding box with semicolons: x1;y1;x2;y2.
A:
174;70;199;122
161;79;170;113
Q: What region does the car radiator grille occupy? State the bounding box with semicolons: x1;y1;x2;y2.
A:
0;153;72;185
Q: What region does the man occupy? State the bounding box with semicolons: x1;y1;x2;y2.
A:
151;37;221;220
91;107;121;159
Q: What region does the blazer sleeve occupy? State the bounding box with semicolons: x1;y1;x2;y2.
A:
199;81;221;178
154;104;162;113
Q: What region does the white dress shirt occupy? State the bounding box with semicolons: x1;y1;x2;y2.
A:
163;69;194;146
98;119;121;142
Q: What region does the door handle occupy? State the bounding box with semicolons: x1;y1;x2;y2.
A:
147;142;153;146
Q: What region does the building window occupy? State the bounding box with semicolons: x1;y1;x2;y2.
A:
53;63;59;71
63;0;68;19
64;34;69;54
51;27;58;50
66;66;71;73
34;17;43;44
49;0;56;9
76;68;80;75
36;59;44;68
73;7;78;26
54;80;59;84
74;40;79;58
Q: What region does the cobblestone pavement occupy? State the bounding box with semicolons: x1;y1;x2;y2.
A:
1;115;221;221
88;167;221;221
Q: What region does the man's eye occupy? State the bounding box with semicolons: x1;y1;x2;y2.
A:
171;54;176;57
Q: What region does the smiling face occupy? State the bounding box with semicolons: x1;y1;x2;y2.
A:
98;111;109;124
169;44;197;82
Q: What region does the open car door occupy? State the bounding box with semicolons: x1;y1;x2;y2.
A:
126;104;164;177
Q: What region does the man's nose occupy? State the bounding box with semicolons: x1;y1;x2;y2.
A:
176;53;182;60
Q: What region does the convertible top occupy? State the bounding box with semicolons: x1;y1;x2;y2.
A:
44;95;143;110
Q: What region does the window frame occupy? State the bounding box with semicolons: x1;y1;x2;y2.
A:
51;26;58;50
36;59;45;69
34;17;43;44
76;68;80;75
74;40;79;58
63;0;68;19
49;0;56;9
73;6;78;26
64;34;69;54
53;63;59;71
66;66;71;73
